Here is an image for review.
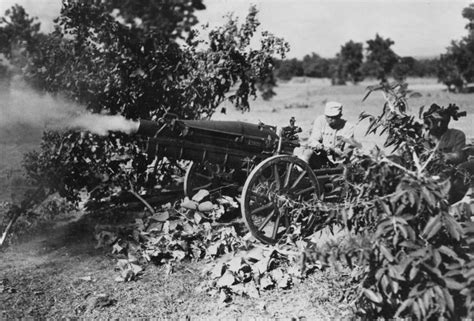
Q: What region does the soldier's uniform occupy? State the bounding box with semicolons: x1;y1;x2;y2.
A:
308;115;355;151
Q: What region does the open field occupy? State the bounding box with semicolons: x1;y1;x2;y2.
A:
214;77;474;149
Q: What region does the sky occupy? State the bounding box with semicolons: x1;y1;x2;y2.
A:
0;0;471;58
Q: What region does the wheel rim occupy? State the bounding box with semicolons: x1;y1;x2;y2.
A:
184;162;216;197
184;161;240;198
241;155;320;244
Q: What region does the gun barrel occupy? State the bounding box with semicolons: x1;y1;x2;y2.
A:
136;119;162;137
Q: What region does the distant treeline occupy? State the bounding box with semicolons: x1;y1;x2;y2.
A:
273;4;474;95
274;53;439;83
271;34;440;85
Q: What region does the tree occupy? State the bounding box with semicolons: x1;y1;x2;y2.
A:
392;56;415;82
364;34;399;82
334;40;364;84
0;2;289;203
411;58;438;78
0;5;42;73
103;0;206;41
462;3;474;33
301;52;331;78
438;3;474;91
438;50;465;92
275;58;304;80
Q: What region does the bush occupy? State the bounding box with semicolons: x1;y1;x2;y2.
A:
308;82;473;319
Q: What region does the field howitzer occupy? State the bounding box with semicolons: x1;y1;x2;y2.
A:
135;114;343;244
135;114;300;194
136;114;300;164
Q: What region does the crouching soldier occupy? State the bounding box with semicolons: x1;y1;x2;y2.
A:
423;103;474;203
294;101;359;169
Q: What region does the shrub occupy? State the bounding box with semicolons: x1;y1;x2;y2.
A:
308;82;473;319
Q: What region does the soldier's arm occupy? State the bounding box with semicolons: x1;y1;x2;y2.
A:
444;130;466;165
307;117;324;149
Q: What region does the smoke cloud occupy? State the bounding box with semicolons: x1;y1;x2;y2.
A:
0;83;139;143
69;114;139;136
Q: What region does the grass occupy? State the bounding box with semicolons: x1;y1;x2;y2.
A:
214;77;474;148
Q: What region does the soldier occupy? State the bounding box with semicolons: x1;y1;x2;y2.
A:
295;101;357;168
423;103;473;203
423;103;466;165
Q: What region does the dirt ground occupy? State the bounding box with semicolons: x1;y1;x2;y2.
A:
0;214;352;319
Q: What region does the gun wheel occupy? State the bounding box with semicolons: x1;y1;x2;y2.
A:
184;161;240;198
241;155;321;244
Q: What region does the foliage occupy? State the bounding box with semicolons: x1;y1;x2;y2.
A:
273;42;437;83
363;34;399;82
437;53;465;92
392;56;415;82
334;40;364;84
0;5;42;71
306;82;473;319
301;53;332;78
0;2;288;203
102;0;206;41
438;3;474;92
95;192;321;302
274;58;304;80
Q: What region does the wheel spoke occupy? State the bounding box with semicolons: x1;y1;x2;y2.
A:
195;172;213;180
272;212;281;240
273;164;281;189
291;170;307;189
283;210;290;228
258;209;276;231
190;182;212;192
283;163;294;188
294;185;316;196
251;202;274;215
242;156;321;244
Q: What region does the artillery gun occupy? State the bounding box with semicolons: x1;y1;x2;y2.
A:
134;114;343;244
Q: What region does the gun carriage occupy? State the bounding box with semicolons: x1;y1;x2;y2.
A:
136;114;344;244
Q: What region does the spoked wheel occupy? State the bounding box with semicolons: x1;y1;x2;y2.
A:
241;155;321;244
184;161;240;198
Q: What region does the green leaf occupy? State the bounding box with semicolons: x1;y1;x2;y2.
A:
433;249;442;267
444;278;465;290
444;216;462;241
394;298;413;317
363;288;383;304
379;244;395;262
442;288;454;312
417;297;427;319
421;263;443;280
438;245;463;263
378;199;392;215
421;186;436;207
423;289;433;311
412;300;421;320
409;266;419;281
380;274;389;294
422;215;442;240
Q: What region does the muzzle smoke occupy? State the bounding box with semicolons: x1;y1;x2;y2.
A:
68;114;139;136
0;84;139;142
